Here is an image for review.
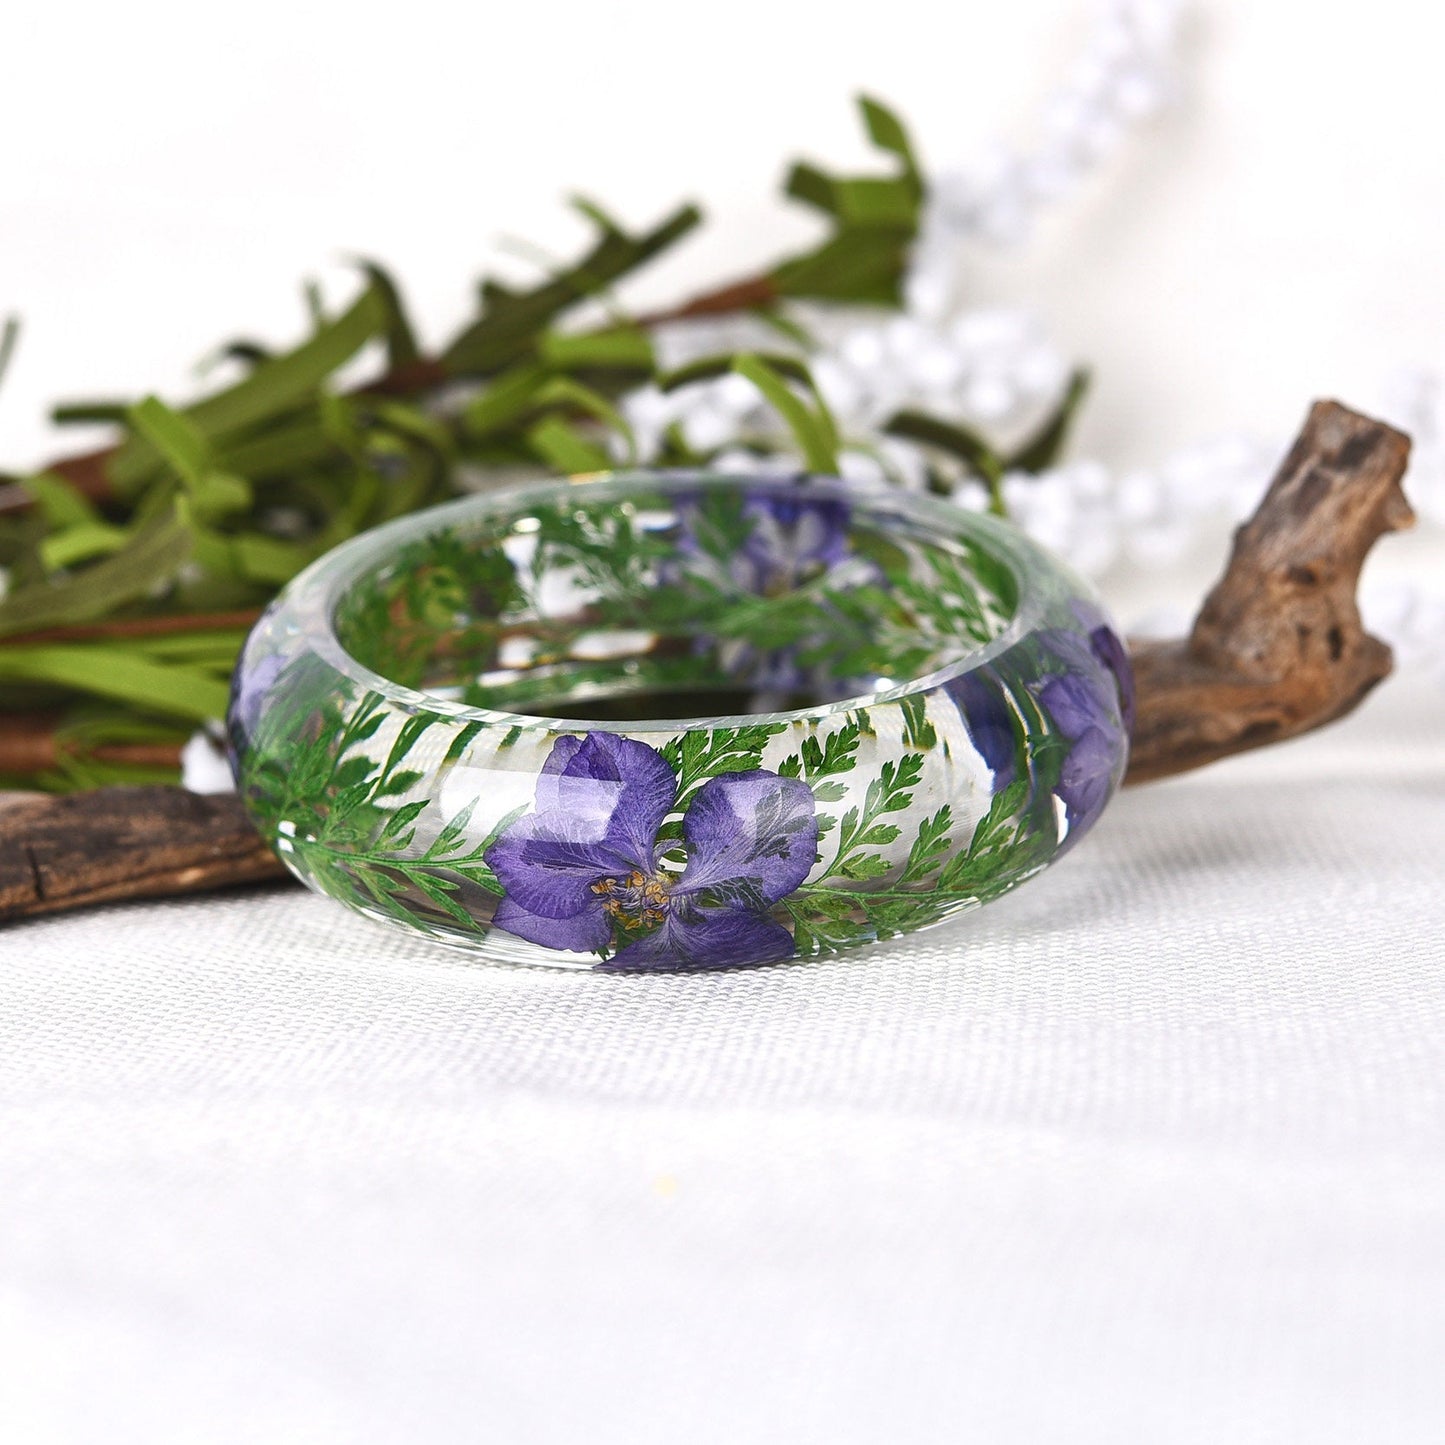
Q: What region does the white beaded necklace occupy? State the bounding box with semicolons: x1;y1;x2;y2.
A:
625;0;1444;685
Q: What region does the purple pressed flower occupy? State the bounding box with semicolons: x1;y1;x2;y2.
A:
1031;614;1130;850
949;614;1130;851
946;667;1018;789
1087;623;1135;734
1038;670;1119;841
484;732;818;970
671;488;881;695
733;493;853;595
228;650;286;748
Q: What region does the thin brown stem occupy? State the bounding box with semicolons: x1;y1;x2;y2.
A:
3;608;263;647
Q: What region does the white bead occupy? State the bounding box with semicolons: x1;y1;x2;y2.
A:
181;733;235;795
1071;54;1119;106
1066;460;1113;501
1114;67;1165;117
951;308;1032;354
680;394;736;453
883;315;932;364
962;373;1018;422
1089;15;1137;66
1022;147;1081;202
837;450;888;489
1128;601;1193;637
1126;517;1196;568
1117;469;1163;523
911;336;967;392
711;447;771;475
902;262;954;323
1066;518;1122;578
810;355;865;422
976;192;1032;246
841;326;888;375
1014;343;1070;398
713;371;762;419
1075;113;1126;162
1045;92;1098;144
927;169;981;228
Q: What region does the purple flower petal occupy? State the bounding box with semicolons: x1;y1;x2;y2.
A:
533;732;677;868
229;651;286;742
1053;723;1118;846
947;668;1018;789
672;770;818;907
484;808;641;919
1088;624;1135;734
740;494;852;589
1039;671;1105;740
491;894;614;954
603;905;798;971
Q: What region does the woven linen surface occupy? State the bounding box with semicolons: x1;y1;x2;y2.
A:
2;683;1442;1444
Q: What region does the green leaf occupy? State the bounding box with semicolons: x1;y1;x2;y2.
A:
463;364;549;437
731;354;839;474
442;203;702;375
0;316;18;393
1005;368;1091;474
226;531;315;585
772;229;915;306
900;805;954;885
20;473;105;531
108;282;390;493
884;409;1008;514
784;167;918;227
530;375;635;463
768;96;922;307
898;689;937;750
127;398;249;520
858;95;922;189
525;415;612;474
442;721;484;766
0;504;193;638
539;326;654;374
39;521;130;572
351;257;421;369
658;351;813;393
0;645;231;720
129;395;211;485
50;400;132;426
884;411;1002;477
839;852;891;881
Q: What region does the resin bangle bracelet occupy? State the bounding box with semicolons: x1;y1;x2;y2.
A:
228;472;1133;971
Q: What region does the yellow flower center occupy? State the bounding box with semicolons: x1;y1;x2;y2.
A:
591;869;670;930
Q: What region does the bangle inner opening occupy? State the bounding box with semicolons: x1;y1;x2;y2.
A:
331;482;1019;722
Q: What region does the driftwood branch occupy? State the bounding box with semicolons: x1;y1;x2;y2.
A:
0;786;284;921
1126;399;1413;781
0;399;1415;924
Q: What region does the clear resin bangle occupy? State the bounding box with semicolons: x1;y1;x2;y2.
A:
228;472;1133;971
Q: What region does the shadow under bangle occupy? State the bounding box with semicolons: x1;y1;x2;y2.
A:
229;471;1133;971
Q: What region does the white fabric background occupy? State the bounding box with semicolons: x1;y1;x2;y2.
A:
2;678;1442;1443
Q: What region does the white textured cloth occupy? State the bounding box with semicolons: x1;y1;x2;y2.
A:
2;682;1443;1444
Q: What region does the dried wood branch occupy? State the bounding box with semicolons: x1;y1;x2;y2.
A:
0;785;284;921
0;399;1415;923
1126;399;1414;782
